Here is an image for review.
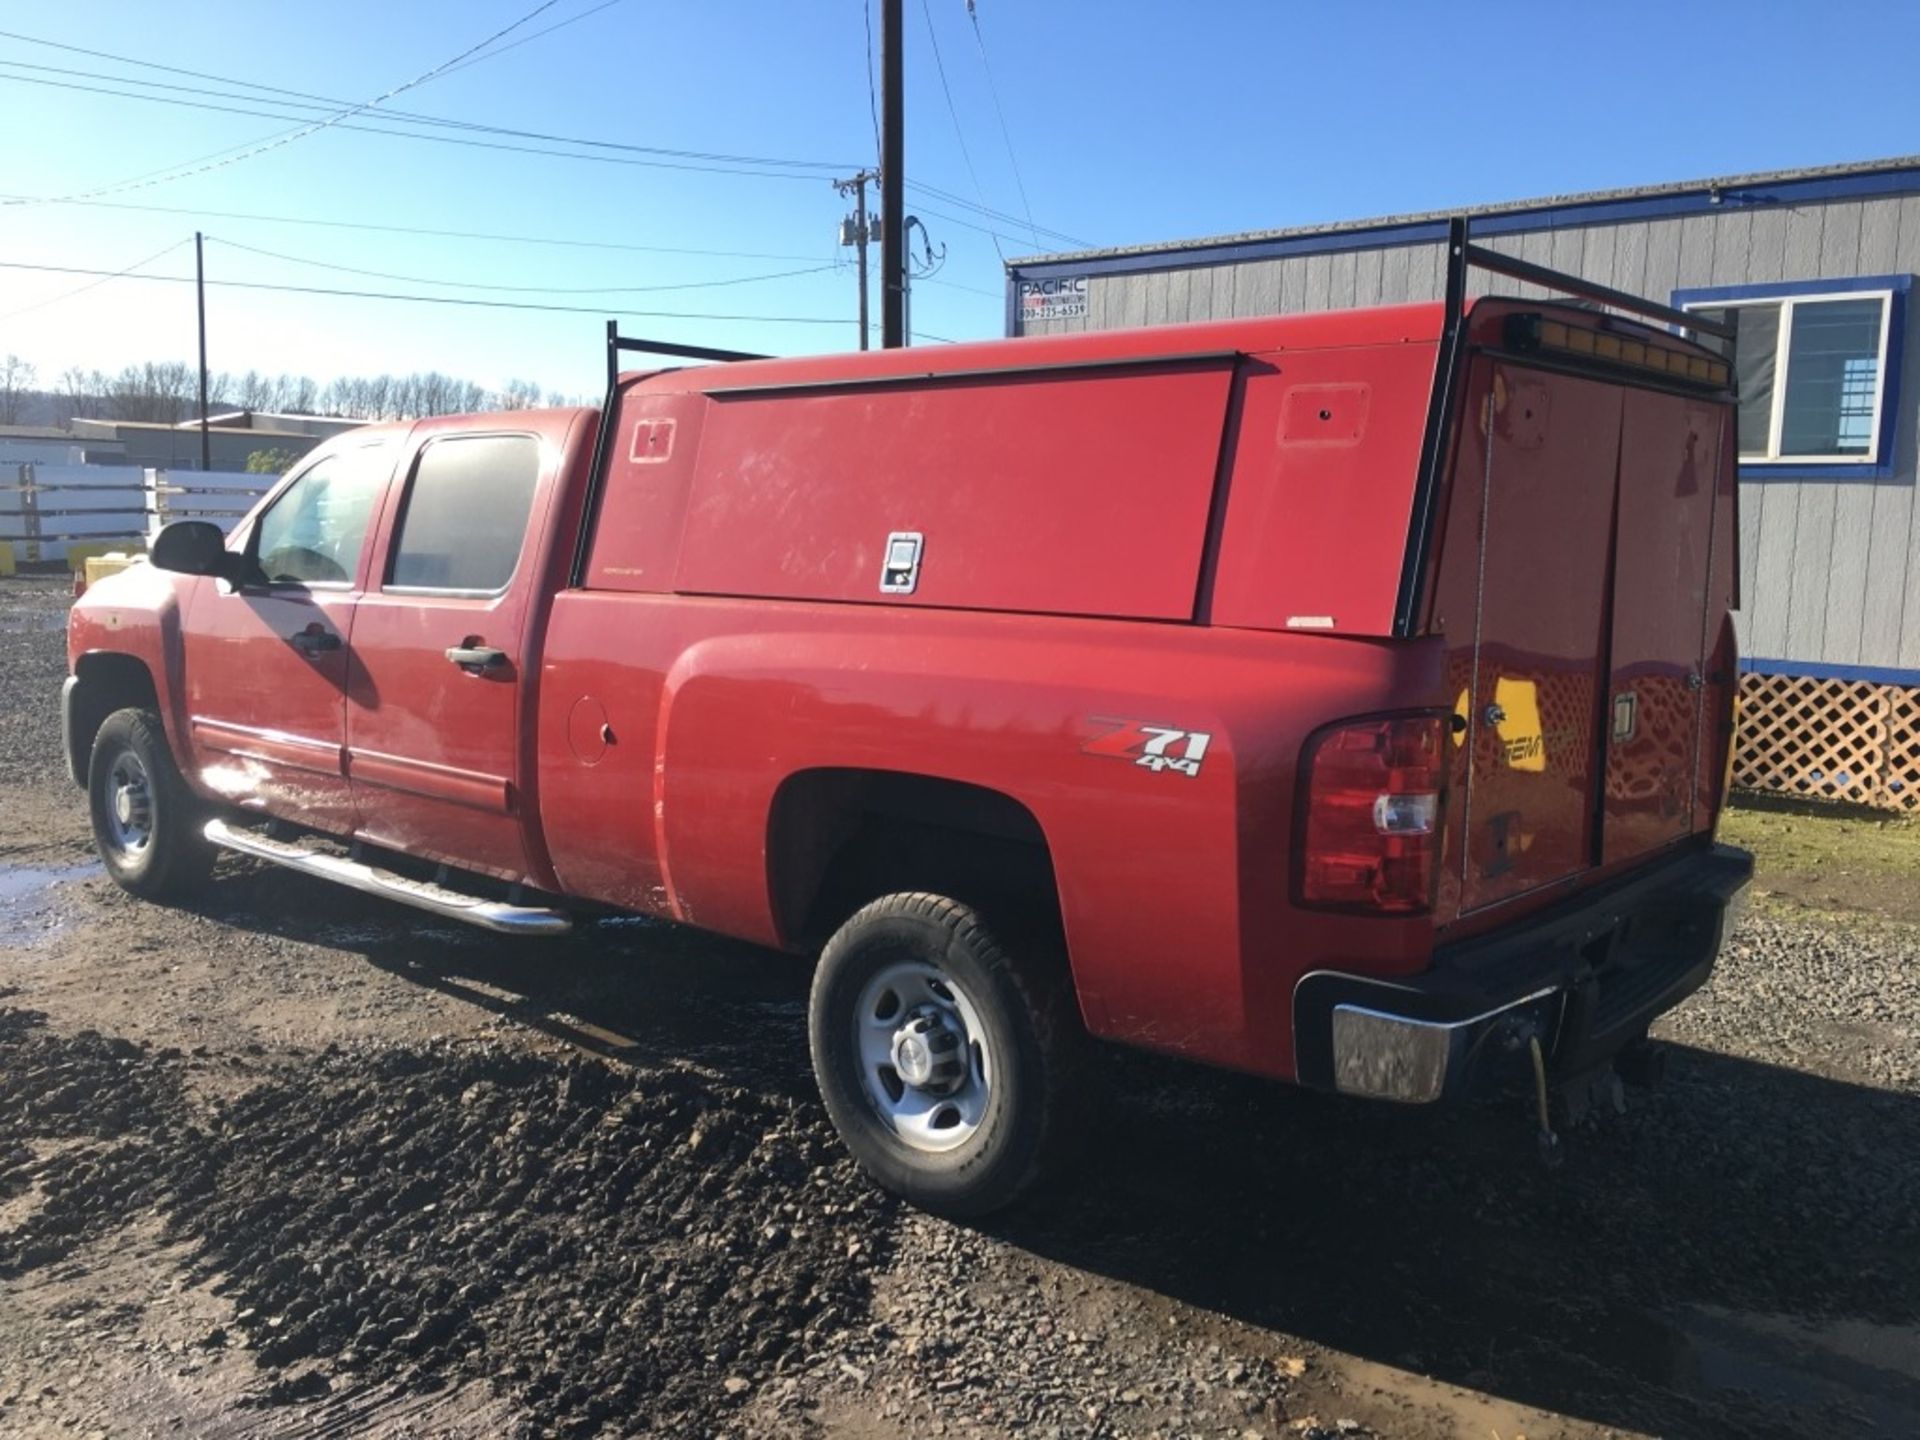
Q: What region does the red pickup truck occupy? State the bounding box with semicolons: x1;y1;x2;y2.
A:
64;232;1751;1214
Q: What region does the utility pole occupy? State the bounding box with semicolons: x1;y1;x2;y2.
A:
835;170;878;350
879;0;904;348
194;231;210;472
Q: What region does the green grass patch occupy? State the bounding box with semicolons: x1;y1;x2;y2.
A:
1720;800;1920;873
1720;797;1920;924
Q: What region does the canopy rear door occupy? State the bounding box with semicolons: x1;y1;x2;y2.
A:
1454;363;1622;915
1601;393;1723;858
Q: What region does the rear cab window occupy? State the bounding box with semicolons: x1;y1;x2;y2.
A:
386;434;542;594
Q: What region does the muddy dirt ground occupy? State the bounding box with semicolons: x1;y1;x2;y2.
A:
2;571;1917;1439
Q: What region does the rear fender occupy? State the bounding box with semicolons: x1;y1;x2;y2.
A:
652;621;1443;1077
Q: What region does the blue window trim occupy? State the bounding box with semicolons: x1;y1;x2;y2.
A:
1742;656;1920;686
1674;274;1910;481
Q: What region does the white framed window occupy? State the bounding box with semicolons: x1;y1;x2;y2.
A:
1682;286;1899;468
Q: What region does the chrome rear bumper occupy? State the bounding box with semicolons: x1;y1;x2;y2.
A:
1297;843;1754;1103
1328;987;1563;1104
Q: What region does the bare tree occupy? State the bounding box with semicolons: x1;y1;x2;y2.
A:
234;369;272;412
494;378;544;411
10;354;583;428
285;375;319;413
54;366;98;423
101;361;196;422
0;355;37;425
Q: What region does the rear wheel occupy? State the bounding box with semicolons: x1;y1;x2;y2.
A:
87;707;213;902
809;892;1084;1216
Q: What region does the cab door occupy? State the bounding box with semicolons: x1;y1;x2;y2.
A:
182;443;395;833
345;431;547;882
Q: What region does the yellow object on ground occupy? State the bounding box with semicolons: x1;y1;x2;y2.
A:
65;539;145;575
83;552;143;588
0;541;15;577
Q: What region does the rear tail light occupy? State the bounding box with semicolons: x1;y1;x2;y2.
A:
1298;713;1447;914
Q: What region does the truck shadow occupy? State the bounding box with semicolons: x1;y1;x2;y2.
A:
992;1045;1920;1438
204;869;1919;1438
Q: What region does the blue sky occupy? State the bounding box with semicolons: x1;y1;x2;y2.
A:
1;0;1915;401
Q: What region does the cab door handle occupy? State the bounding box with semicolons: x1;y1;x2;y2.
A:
445;644;508;673
289;625;341;656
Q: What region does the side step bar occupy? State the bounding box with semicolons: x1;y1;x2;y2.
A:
204;818;572;936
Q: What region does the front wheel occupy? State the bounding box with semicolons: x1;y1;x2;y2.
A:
808;892;1085;1217
87;707;214;902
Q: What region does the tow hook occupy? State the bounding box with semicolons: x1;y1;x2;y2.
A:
1494;1015;1560;1167
1527;1035;1561;1168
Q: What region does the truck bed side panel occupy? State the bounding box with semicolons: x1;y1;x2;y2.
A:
535;593;1439;1078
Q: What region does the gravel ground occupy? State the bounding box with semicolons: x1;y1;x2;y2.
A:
3;571;1917;1439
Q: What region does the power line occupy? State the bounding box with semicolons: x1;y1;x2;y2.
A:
0;46;852;171
208;235;842;295
0;72;841;185
0;69;1073;250
0;236;189;322
413;0;630;82
918;0;1005;262
2;0;581;206
914;274;1001;300
904;176;1087;247
0;64;1060;231
0;194;836;264
0;257;859;326
899;197;1047;250
0;22;1088;241
0;34;1088;247
965;0;1039;250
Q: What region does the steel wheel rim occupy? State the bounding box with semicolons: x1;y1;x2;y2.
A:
853;958;993;1154
103;750;154;860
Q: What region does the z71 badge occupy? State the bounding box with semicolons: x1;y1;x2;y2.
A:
1083;719;1213;778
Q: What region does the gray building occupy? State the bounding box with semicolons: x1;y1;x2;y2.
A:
67;418;334;473
1006;155;1920;806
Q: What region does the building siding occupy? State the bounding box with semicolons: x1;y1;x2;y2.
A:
1011;184;1920;677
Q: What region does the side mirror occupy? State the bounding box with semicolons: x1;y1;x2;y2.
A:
149;520;248;586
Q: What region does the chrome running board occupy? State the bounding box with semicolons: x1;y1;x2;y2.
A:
203;818;571;936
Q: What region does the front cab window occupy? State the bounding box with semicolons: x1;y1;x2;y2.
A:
251;447;390;586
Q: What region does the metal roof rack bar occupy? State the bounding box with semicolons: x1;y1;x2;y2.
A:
1463;243;1735;340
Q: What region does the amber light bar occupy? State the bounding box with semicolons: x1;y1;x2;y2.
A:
1506;313;1731;388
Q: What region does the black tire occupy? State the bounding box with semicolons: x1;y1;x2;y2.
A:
809;892;1085;1217
87;707;214;902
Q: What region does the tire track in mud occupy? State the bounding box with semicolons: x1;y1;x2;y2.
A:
1;1007;895;1436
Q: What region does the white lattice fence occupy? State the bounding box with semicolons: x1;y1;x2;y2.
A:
1734;672;1920;812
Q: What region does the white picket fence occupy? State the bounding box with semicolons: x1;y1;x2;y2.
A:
0;464;271;564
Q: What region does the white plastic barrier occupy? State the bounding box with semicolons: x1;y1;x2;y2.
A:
0;464;269;563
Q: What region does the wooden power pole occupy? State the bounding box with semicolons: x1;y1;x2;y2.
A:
880;0;905;348
836;171;876;350
195;231;210;471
